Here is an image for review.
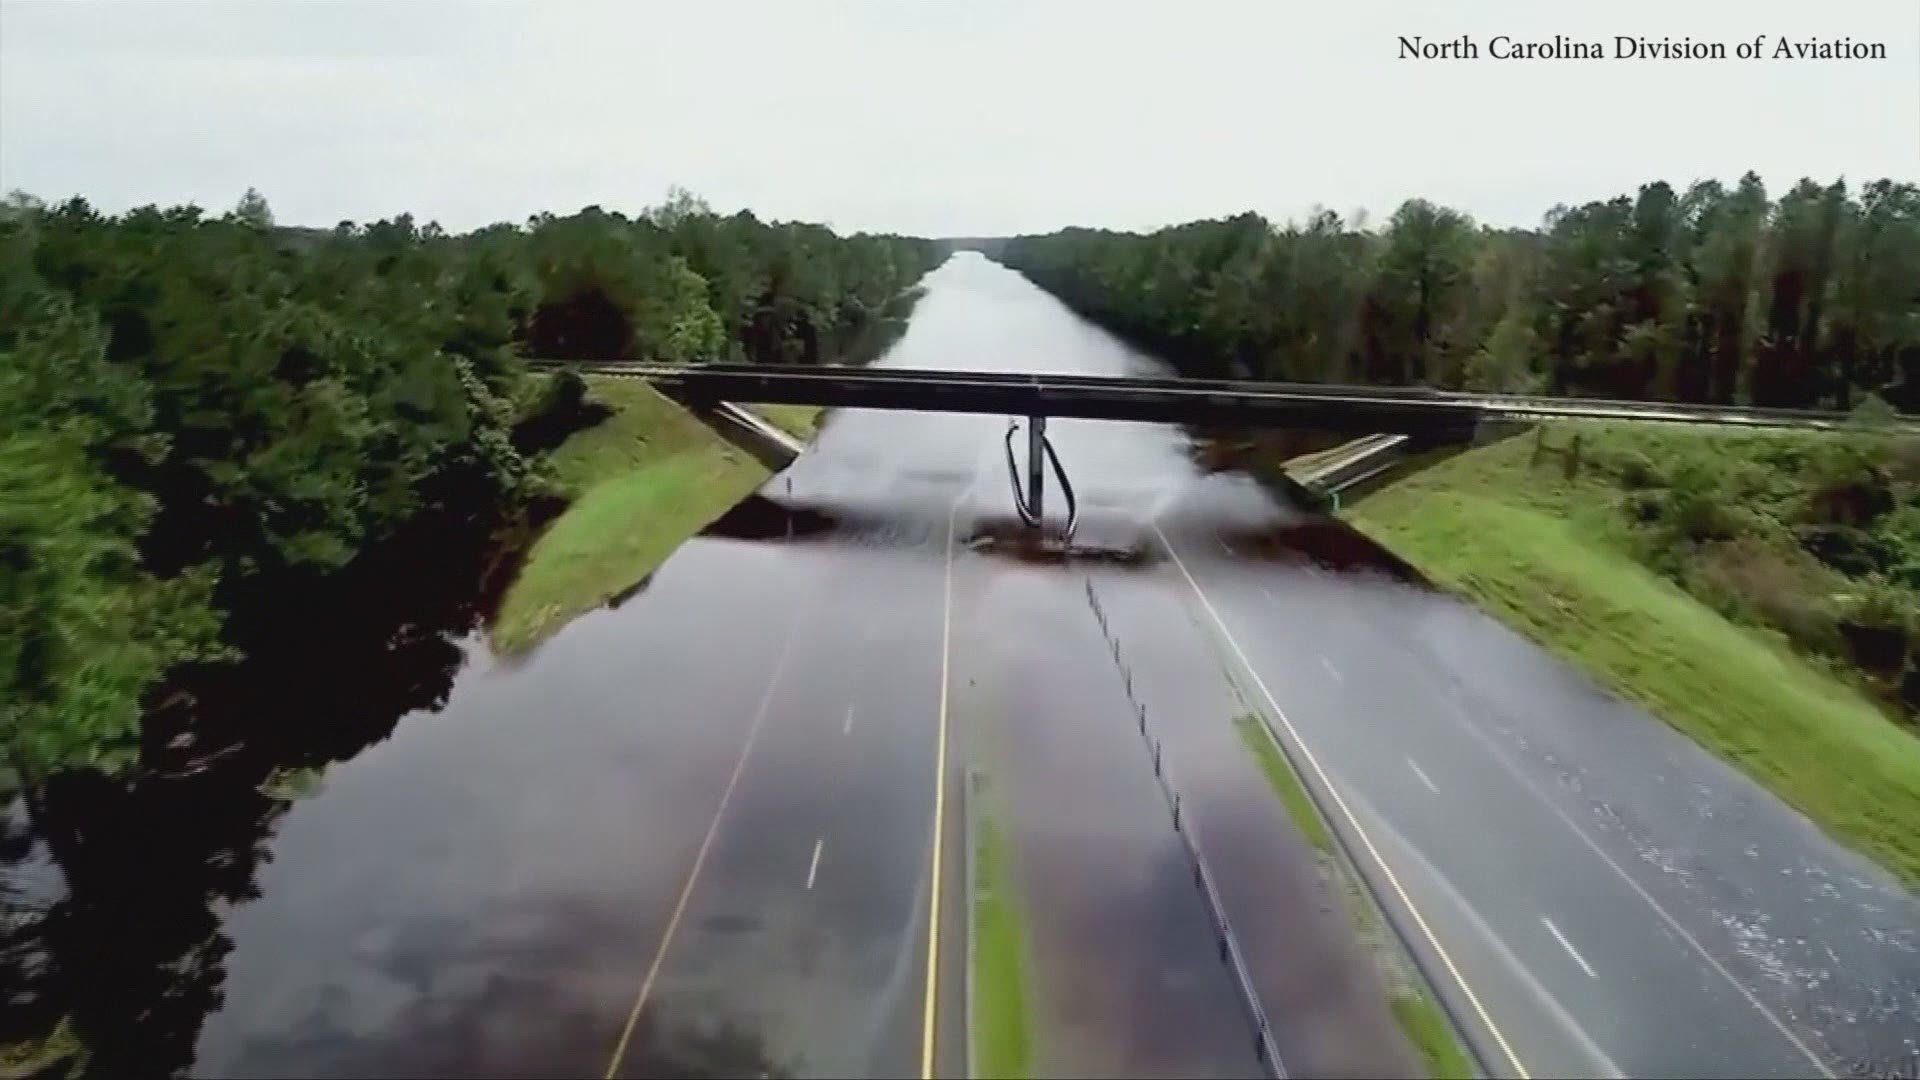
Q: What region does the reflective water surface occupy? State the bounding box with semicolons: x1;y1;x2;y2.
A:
4;254;1917;1079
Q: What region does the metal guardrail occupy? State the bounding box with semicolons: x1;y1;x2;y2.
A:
1292;434;1410;492
710;401;806;462
1084;577;1286;1078
1286;434;1414;512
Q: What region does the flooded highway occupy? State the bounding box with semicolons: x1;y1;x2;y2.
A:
6;254;1919;1078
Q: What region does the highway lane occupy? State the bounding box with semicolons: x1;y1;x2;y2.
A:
602;537;949;1079
1150;516;1920;1077
194;447;976;1078
1161;540;1803;1077
191;534;836;1077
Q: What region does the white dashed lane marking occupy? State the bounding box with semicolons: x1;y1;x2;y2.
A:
1542;917;1598;979
1407;758;1441;795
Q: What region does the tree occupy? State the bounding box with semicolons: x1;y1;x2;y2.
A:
1372;199;1476;384
0;187;938;774
1465;309;1543;393
998;171;1917;416
1621;181;1689;400
1828;181;1920;410
1676;175;1767;403
0;285;220;777
1753;179;1849;408
230;187;273;229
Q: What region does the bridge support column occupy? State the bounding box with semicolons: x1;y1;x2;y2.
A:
1026;414;1046;524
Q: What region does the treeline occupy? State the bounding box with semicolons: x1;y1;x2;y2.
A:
0;189;936;777
1000;175;1920;411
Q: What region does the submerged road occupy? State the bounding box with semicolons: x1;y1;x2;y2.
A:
180;253;1919;1078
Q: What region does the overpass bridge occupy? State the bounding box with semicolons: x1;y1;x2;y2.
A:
553;361;1893;434
541;360;1915;538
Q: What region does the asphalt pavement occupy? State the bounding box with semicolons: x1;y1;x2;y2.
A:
187;252;1920;1078
1145;516;1920;1077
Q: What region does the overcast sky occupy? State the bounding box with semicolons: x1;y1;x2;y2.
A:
2;0;1915;236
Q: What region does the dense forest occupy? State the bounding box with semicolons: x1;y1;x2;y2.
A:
0;188;936;780
1000;174;1920;412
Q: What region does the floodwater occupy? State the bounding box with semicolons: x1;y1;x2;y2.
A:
5;253;1919;1080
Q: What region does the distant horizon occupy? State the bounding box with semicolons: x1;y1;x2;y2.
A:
11;166;1913;241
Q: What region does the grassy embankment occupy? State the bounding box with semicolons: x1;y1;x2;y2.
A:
972;812;1034;1079
1343;423;1920;889
1232;716;1472;1078
489;377;820;653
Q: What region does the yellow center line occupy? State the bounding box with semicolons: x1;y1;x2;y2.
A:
921;496;958;1079
1153;520;1532;1080
602;605;808;1080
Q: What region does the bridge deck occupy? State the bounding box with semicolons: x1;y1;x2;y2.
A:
544;362;1908;435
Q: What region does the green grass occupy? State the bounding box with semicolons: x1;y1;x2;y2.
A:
1347;428;1920;890
1;1017;84;1077
973;815;1033;1080
490;376;774;653
1231;711;1472;1076
1390;992;1477;1079
1232;713;1333;854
